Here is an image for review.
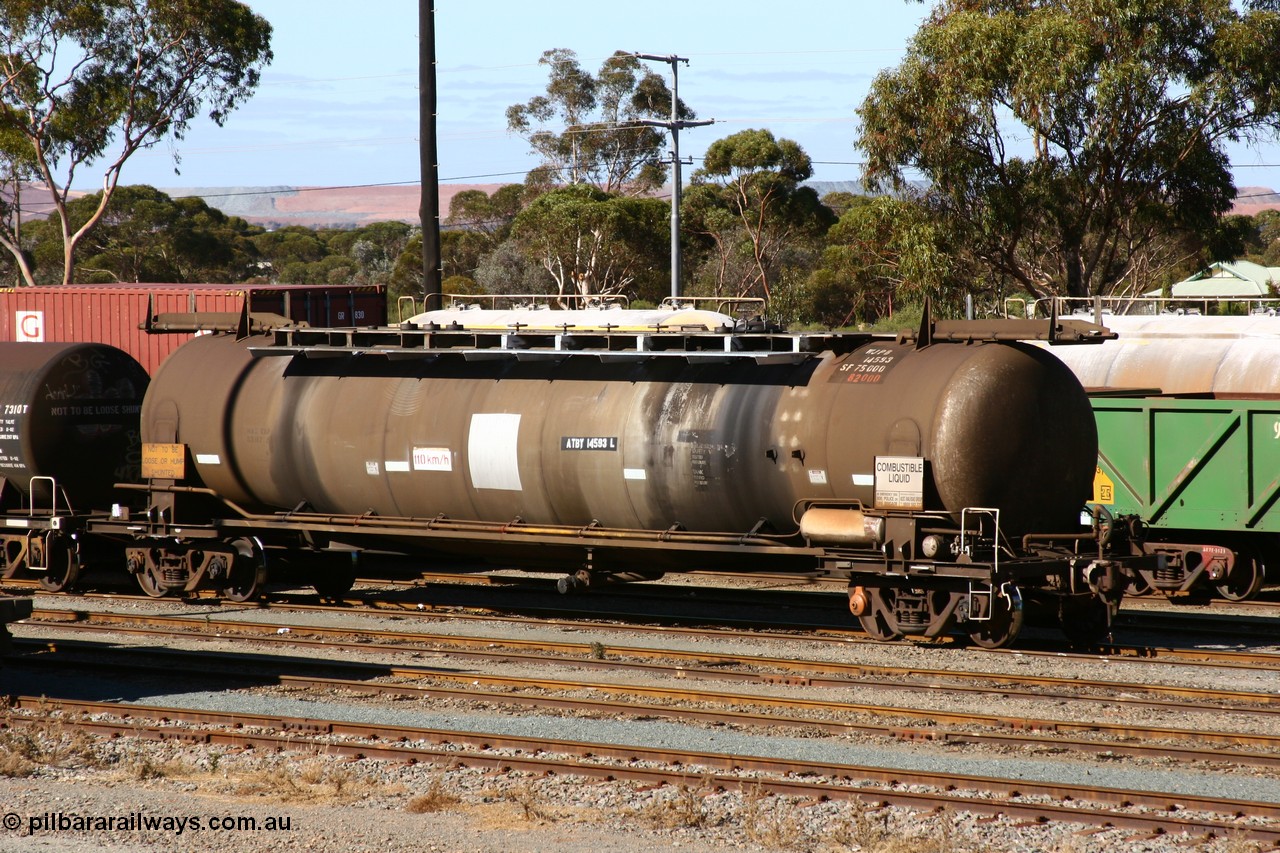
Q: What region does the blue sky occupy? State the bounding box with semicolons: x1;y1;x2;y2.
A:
109;1;1280;194
107;1;928;189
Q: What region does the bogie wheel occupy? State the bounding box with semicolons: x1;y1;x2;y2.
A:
37;534;80;592
857;589;904;641
223;538;267;602
968;585;1024;650
3;539;26;577
128;552;170;598
135;566;169;598
1059;595;1112;647
313;556;357;601
1215;547;1266;602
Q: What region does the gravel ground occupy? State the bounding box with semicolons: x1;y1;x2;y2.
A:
0;742;1269;853
3;584;1279;852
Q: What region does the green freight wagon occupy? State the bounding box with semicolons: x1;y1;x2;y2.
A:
1089;393;1280;600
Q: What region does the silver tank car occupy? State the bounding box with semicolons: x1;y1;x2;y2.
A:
1045;315;1280;394
0;342;148;509
141;332;1097;539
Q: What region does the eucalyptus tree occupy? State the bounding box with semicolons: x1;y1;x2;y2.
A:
857;0;1280;300
508;183;668;301
0;0;272;285
22;183;262;283
507;48;696;195
683;129;835;302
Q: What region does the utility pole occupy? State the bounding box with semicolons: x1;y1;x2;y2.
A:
634;53;713;300
419;0;442;310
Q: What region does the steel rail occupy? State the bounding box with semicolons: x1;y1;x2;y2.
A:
22;610;1280;712
5;696;1279;844
15;637;1280;758
10;583;1280;669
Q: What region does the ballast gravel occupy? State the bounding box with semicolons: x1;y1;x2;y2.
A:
3;585;1279;851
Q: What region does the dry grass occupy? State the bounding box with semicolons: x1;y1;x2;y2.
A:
405;775;461;814
0;718;109;776
227;757;379;803
635;775;718;830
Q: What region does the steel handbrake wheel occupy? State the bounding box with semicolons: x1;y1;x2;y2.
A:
223;538;267;602
967;585;1024;649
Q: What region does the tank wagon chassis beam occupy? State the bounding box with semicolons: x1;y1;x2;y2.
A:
1;517;80;592
90;485;1146;649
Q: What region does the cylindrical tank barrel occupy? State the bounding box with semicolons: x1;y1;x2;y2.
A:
0;342;148;508
1047;316;1280;394
142;334;1097;537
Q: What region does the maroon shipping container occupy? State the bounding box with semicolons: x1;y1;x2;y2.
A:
0;283;386;374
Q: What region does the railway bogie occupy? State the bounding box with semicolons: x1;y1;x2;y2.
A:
125;535;267;602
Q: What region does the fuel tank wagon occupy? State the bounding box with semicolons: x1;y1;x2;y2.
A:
1044;315;1280;395
141;333;1097;541
0;342;148;591
114;314;1146;646
0;342;147;509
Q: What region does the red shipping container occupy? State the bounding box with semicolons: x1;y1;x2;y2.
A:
0;283;386;374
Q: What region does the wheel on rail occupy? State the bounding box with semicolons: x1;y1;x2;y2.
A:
222;538;267;602
967;585;1024;650
135;565;170;598
856;588;904;641
3;538;26;579
1059;595;1112;647
37;534;79;592
127;551;171;598
1215;547;1266;602
313;555;357;601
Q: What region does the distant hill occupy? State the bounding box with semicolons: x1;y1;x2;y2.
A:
1231;186;1280;216
161;184;510;228
807;181;1280;217
7;179;1275;229
165;180;880;227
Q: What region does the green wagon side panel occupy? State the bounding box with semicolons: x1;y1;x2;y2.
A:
1090;396;1280;533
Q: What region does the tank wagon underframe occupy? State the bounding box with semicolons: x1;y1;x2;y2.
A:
93;481;1132;649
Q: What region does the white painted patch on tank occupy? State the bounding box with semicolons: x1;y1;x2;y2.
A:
468;413;523;491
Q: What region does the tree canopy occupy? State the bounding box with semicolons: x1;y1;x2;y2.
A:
21;183;262;282
507;49;695;195
683;129;835;303
857;0;1280;300
509;183;668;301
0;0;272;285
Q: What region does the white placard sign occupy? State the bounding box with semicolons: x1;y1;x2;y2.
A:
874;456;925;509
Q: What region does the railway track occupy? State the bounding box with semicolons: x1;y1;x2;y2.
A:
12;585;1280;673
7;567;1278;644
8;590;1280;849
18;608;1280;714
5;694;1280;844
12;636;1280;768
